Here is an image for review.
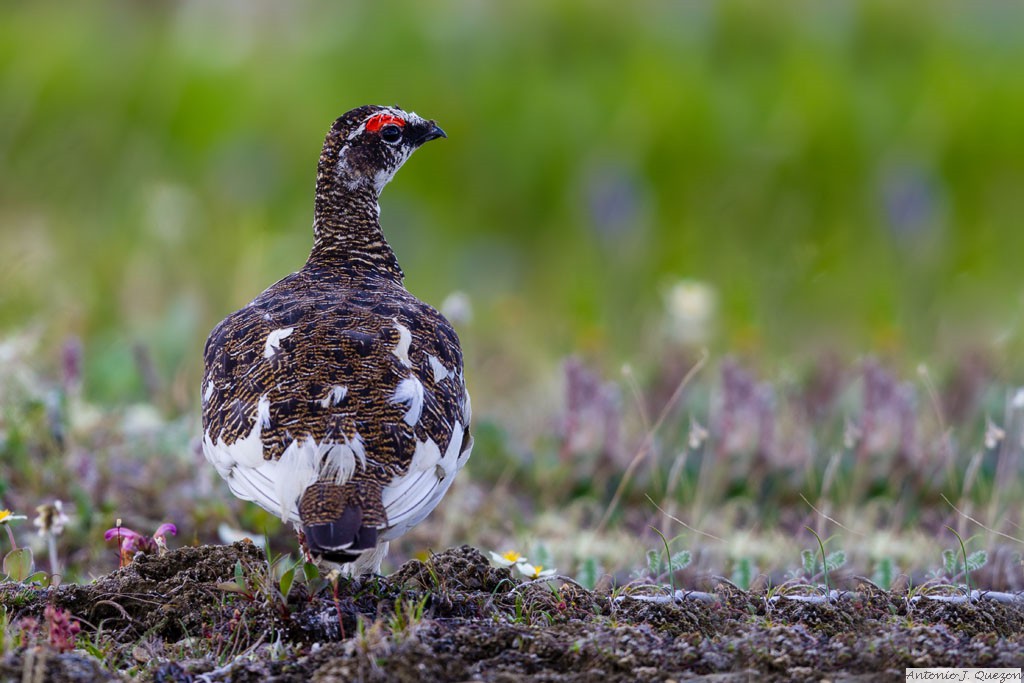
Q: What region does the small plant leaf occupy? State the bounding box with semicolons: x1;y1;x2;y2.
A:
26;571;50;586
872;557;895;590
533;543;553;570
966;550;988;573
824;551;846;572
3;548;34;582
730;557;754;591
941;549;958;576
669;550;692;573
303;562;320;583
646;549;662;577
801;549;817;576
575;557;600;590
234;560;245;586
279;566;296;599
944;526;977;593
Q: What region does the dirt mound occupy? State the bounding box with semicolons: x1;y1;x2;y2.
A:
1;543;1022;682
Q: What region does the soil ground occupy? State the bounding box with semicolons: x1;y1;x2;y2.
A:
1;543;1022;682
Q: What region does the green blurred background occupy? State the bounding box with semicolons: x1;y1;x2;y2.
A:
5;0;1024;587
3;0;1024;405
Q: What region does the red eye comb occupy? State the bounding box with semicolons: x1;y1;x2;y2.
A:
365;113;406;133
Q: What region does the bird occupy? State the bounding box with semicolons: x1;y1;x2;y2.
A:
201;105;473;575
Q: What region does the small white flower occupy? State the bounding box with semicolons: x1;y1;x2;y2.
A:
664;280;716;345
489;550;525;568
34;500;69;537
984;417;1005;450
687;417;708;450
843;418;862;450
1013;389;1024;410
515;561;557;580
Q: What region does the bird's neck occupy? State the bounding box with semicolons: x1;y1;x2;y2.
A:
308;175;404;282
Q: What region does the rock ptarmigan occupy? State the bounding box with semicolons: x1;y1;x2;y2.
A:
201;105;473;575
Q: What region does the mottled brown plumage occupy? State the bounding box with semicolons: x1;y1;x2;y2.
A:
202;105;472;574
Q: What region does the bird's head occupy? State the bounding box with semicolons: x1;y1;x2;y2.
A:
319;104;446;197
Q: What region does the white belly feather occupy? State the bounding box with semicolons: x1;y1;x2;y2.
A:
203;390;472;537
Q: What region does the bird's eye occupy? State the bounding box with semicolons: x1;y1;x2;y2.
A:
380;124;402;144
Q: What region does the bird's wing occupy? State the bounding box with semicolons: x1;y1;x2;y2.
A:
376;302;473;540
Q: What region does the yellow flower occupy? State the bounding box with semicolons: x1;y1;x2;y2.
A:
0;509;27;525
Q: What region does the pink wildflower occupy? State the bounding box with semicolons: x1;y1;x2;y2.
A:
44;605;80;653
104;522;177;564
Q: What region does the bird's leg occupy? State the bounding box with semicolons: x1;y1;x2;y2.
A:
296;528;315;564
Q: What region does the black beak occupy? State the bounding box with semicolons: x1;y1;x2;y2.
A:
414;121;447;145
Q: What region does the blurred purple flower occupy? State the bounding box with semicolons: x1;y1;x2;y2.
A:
879;163;945;245
716;359;775;460
582;162;647;243
559;356;624;468
105;522;177;563
858;359;919;464
61;337;83;396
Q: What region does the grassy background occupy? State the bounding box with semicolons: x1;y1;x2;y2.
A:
2;1;1024;587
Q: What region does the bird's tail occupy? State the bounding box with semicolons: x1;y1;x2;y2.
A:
300;482;381;563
